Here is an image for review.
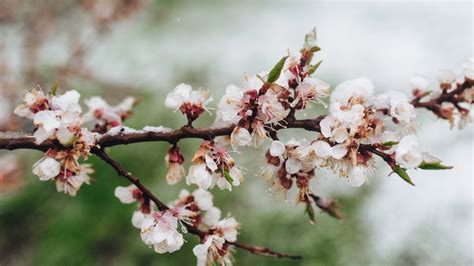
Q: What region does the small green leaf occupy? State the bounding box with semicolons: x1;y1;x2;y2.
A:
307;60;323;75
222;169;234;185
49;82;58;96
309;46;321;53
305;202;316;224
392;165;415;186
419;161;453;170
267;56;288;83
382;141;399;148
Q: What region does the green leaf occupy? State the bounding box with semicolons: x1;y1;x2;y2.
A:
382;141;399;148
304;202;316;224
309;46;321;53
307;60;323;75
392;165;415;186
419;161;453;170
222;169;234;185
49;82;58;96
267;56;288;83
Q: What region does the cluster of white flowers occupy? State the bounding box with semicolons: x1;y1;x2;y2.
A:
165;83;212;123
214;55;329;150
114;185;239;265
14;89;100;195
84;96;136;132
172;190;238;266
187;140;243;191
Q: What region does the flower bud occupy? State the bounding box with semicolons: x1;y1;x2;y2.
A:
165;145;185;185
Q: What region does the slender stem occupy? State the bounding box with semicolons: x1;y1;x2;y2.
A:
229;242;302;260
93;148;169;211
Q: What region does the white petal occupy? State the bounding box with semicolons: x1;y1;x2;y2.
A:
269;140;285;157
331;144;348;160
312;141;332;158
285;157;302;174
32;157;61;181
34;110;60;132
132;211;146;229
114;186;136;204
192;189;213;211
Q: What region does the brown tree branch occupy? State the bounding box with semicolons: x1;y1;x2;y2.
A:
0;117;322;151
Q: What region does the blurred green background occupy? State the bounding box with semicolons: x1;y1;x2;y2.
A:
0;1;472;266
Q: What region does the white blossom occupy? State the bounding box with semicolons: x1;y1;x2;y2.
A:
55;164;93;196
395;135;423;169
14;89;48;119
202;206;221;227
347;166;369;187
330;77;374;112
140;211;184;254
187;163;214;190
410;76;429;91
293;77;330;107
217;85;244;123
269;140;285;157
230;126;252;149
114;185;138;204
216;217;239;242
85;96;136;127
376;92;416;125
51;90;82;113
193;236;217;266
165;83;211;111
192;189;214;211
132;211;147;229
437;70;456;84
32;157;61;181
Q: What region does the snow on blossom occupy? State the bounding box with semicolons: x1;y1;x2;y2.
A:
395;135;423;169
140;210;184;254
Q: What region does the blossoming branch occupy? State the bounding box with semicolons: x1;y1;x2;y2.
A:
1;28;473;265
